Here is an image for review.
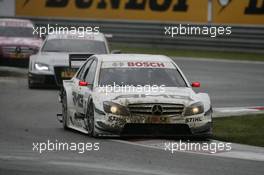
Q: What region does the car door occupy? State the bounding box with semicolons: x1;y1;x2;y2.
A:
72;59;93;114
78;59;98;115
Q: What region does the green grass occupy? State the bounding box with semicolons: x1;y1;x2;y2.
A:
213;114;264;147
110;43;264;61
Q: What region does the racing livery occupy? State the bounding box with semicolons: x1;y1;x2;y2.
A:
0;18;42;63
59;54;212;137
28;32;111;88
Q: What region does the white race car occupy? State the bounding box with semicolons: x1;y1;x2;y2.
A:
28;32;116;88
58;54;212;138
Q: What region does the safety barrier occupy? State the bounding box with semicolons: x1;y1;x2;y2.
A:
32;18;264;53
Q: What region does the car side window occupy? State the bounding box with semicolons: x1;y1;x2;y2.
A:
84;60;97;83
76;59;93;80
76;62;87;79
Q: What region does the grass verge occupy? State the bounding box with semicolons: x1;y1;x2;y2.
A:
110;43;264;62
213;114;264;147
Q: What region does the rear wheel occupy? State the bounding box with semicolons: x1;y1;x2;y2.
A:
62;91;69;130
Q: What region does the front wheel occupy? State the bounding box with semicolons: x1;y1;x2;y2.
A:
28;77;37;89
85;102;98;137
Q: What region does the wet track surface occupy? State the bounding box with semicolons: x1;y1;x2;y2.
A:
0;58;264;174
175;58;264;107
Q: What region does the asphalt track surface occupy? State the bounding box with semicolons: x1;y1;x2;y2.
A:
0;58;264;175
174;58;264;108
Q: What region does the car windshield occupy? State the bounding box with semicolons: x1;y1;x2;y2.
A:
0;26;36;38
99;67;187;87
41;39;107;53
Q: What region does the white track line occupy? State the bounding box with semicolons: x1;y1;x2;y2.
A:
113;139;264;162
213;106;264;118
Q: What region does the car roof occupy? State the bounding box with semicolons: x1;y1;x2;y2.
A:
94;54;173;62
0;18;33;28
47;32;106;41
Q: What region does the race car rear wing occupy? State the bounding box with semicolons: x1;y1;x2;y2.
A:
53;53;94;86
69;53;94;68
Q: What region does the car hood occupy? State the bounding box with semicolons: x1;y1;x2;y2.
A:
93;87;197;108
0;37;42;48
34;52;90;67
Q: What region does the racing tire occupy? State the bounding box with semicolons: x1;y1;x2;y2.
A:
28;77;37;89
86;102;98;137
62;91;69;130
28;75;42;89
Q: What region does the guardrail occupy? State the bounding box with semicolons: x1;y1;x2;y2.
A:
32;18;264;53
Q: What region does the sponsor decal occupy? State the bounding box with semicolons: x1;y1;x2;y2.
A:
112;62;125;67
185;117;202;123
16;0;264;25
16;0;207;22
128;61;165;68
102;61;175;69
72;91;84;108
214;0;264;25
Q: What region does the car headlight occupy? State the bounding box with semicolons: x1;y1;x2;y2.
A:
103;101;130;116
35;63;49;71
184;102;204;116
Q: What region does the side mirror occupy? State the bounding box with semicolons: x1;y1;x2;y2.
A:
104;34;113;38
79;81;89;86
41;35;46;40
191;82;201;88
111;50;121;54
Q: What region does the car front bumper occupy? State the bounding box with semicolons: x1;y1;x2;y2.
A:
28;72;56;85
93;108;213;137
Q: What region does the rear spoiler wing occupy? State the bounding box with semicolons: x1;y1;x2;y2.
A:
69;54;94;68
104;34;113;38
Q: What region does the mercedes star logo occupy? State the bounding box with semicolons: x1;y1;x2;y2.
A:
15;47;22;54
151;105;163;115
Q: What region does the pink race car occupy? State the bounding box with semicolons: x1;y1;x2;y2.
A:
0;18;42;65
